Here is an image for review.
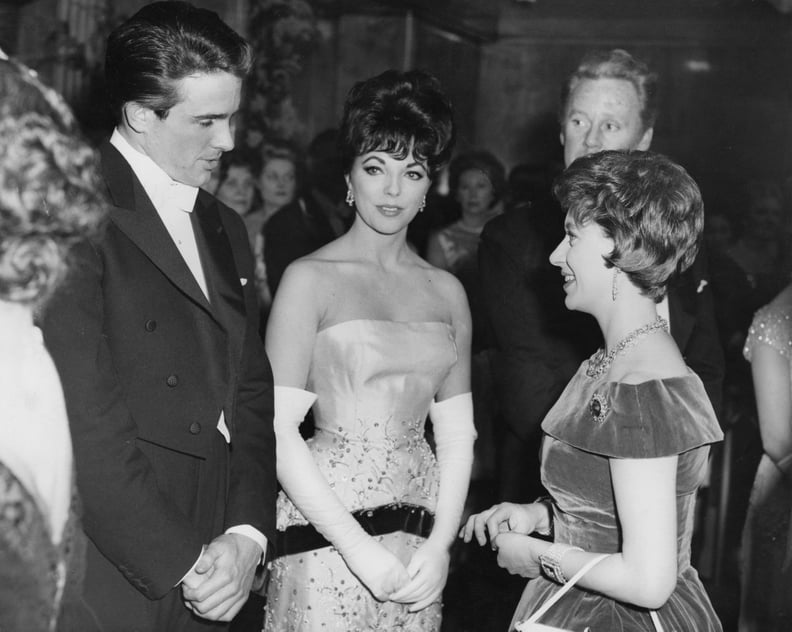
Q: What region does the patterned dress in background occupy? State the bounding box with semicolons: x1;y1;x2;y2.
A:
740;287;792;632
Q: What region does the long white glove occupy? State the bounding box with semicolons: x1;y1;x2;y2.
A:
391;392;476;611
274;386;409;600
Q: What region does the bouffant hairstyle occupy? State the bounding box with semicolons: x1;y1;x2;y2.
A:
560;49;659;132
0;53;106;306
553;150;703;302
338;69;455;178
449;150;507;207
105;1;252;122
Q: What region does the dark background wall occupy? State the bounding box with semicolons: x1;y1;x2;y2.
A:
5;0;792;203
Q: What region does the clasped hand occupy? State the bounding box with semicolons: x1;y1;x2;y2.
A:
345;536;449;611
459;502;548;578
181;533;262;622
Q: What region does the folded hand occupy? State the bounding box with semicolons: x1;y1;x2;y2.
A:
343;537;410;601
181;533;261;621
389;539;449;612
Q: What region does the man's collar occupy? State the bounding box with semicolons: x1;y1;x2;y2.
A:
110;128;198;213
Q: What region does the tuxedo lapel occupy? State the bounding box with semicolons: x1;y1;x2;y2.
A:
191;192;245;323
100;142;213;315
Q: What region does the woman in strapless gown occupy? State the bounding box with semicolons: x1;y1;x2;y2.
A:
263;69;475;631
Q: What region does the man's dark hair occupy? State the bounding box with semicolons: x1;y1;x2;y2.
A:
105;1;252;123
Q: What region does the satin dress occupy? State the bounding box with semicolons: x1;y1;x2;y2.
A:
511;361;723;631
264;320;457;631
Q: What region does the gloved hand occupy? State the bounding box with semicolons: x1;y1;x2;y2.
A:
274;385;409;600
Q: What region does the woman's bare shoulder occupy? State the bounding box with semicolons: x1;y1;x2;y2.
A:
612;335;687;384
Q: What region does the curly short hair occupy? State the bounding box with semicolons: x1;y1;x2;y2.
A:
560;49;659;132
449;150;507;206
338;69;455;178
0;54;107;306
553;150;703;302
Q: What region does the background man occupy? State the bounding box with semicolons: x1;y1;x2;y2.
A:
480;49;724;504
41;3;276;630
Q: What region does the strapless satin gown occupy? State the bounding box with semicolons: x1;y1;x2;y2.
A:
264;320;457;631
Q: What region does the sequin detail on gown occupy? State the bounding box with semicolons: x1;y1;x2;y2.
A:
264;320;457;631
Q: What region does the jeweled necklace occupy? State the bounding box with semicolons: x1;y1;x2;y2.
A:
586;316;669;379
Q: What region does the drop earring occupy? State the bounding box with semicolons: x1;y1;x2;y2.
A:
419;196;426;212
612;267;621;302
345;189;354;207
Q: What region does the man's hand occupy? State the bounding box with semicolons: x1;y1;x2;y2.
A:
181;533;261;621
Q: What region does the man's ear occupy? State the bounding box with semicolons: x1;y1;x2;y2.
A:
637;126;654;151
122;102;152;134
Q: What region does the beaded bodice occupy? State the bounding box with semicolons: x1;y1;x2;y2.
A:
276;319;457;529
744;288;792;379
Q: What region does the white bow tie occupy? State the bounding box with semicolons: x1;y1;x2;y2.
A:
155;181;199;213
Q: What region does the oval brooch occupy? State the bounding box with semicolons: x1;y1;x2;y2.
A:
589;392;610;423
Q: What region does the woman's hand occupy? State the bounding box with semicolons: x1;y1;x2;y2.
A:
459;502;547;547
389;539;450;612
491;532;548;578
343;536;410;601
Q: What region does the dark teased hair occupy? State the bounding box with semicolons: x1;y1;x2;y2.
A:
105;1;252;122
449;150;507;206
553;150;703;301
560;49;659;132
338;69;455;178
0;53;107;305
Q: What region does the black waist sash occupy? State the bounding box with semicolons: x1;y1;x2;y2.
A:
275;503;435;558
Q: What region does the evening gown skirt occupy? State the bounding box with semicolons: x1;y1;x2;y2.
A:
264;320;457;632
510;362;723;632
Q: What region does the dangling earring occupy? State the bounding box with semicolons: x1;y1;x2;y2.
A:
345;189;354;207
419;196;426;213
611;267;621;302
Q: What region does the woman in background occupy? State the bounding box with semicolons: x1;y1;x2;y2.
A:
739;281;792;631
427;150;506;481
0;52;106;631
264;69;475;631
211;142;299;322
426;149;505;276
461;150;722;631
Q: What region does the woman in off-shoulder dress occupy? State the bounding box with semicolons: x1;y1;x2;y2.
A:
739;282;792;631
263;69;475;631
462;150;723;631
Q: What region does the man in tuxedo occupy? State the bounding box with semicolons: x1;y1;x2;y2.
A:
480;49;724;503
40;3;276;630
